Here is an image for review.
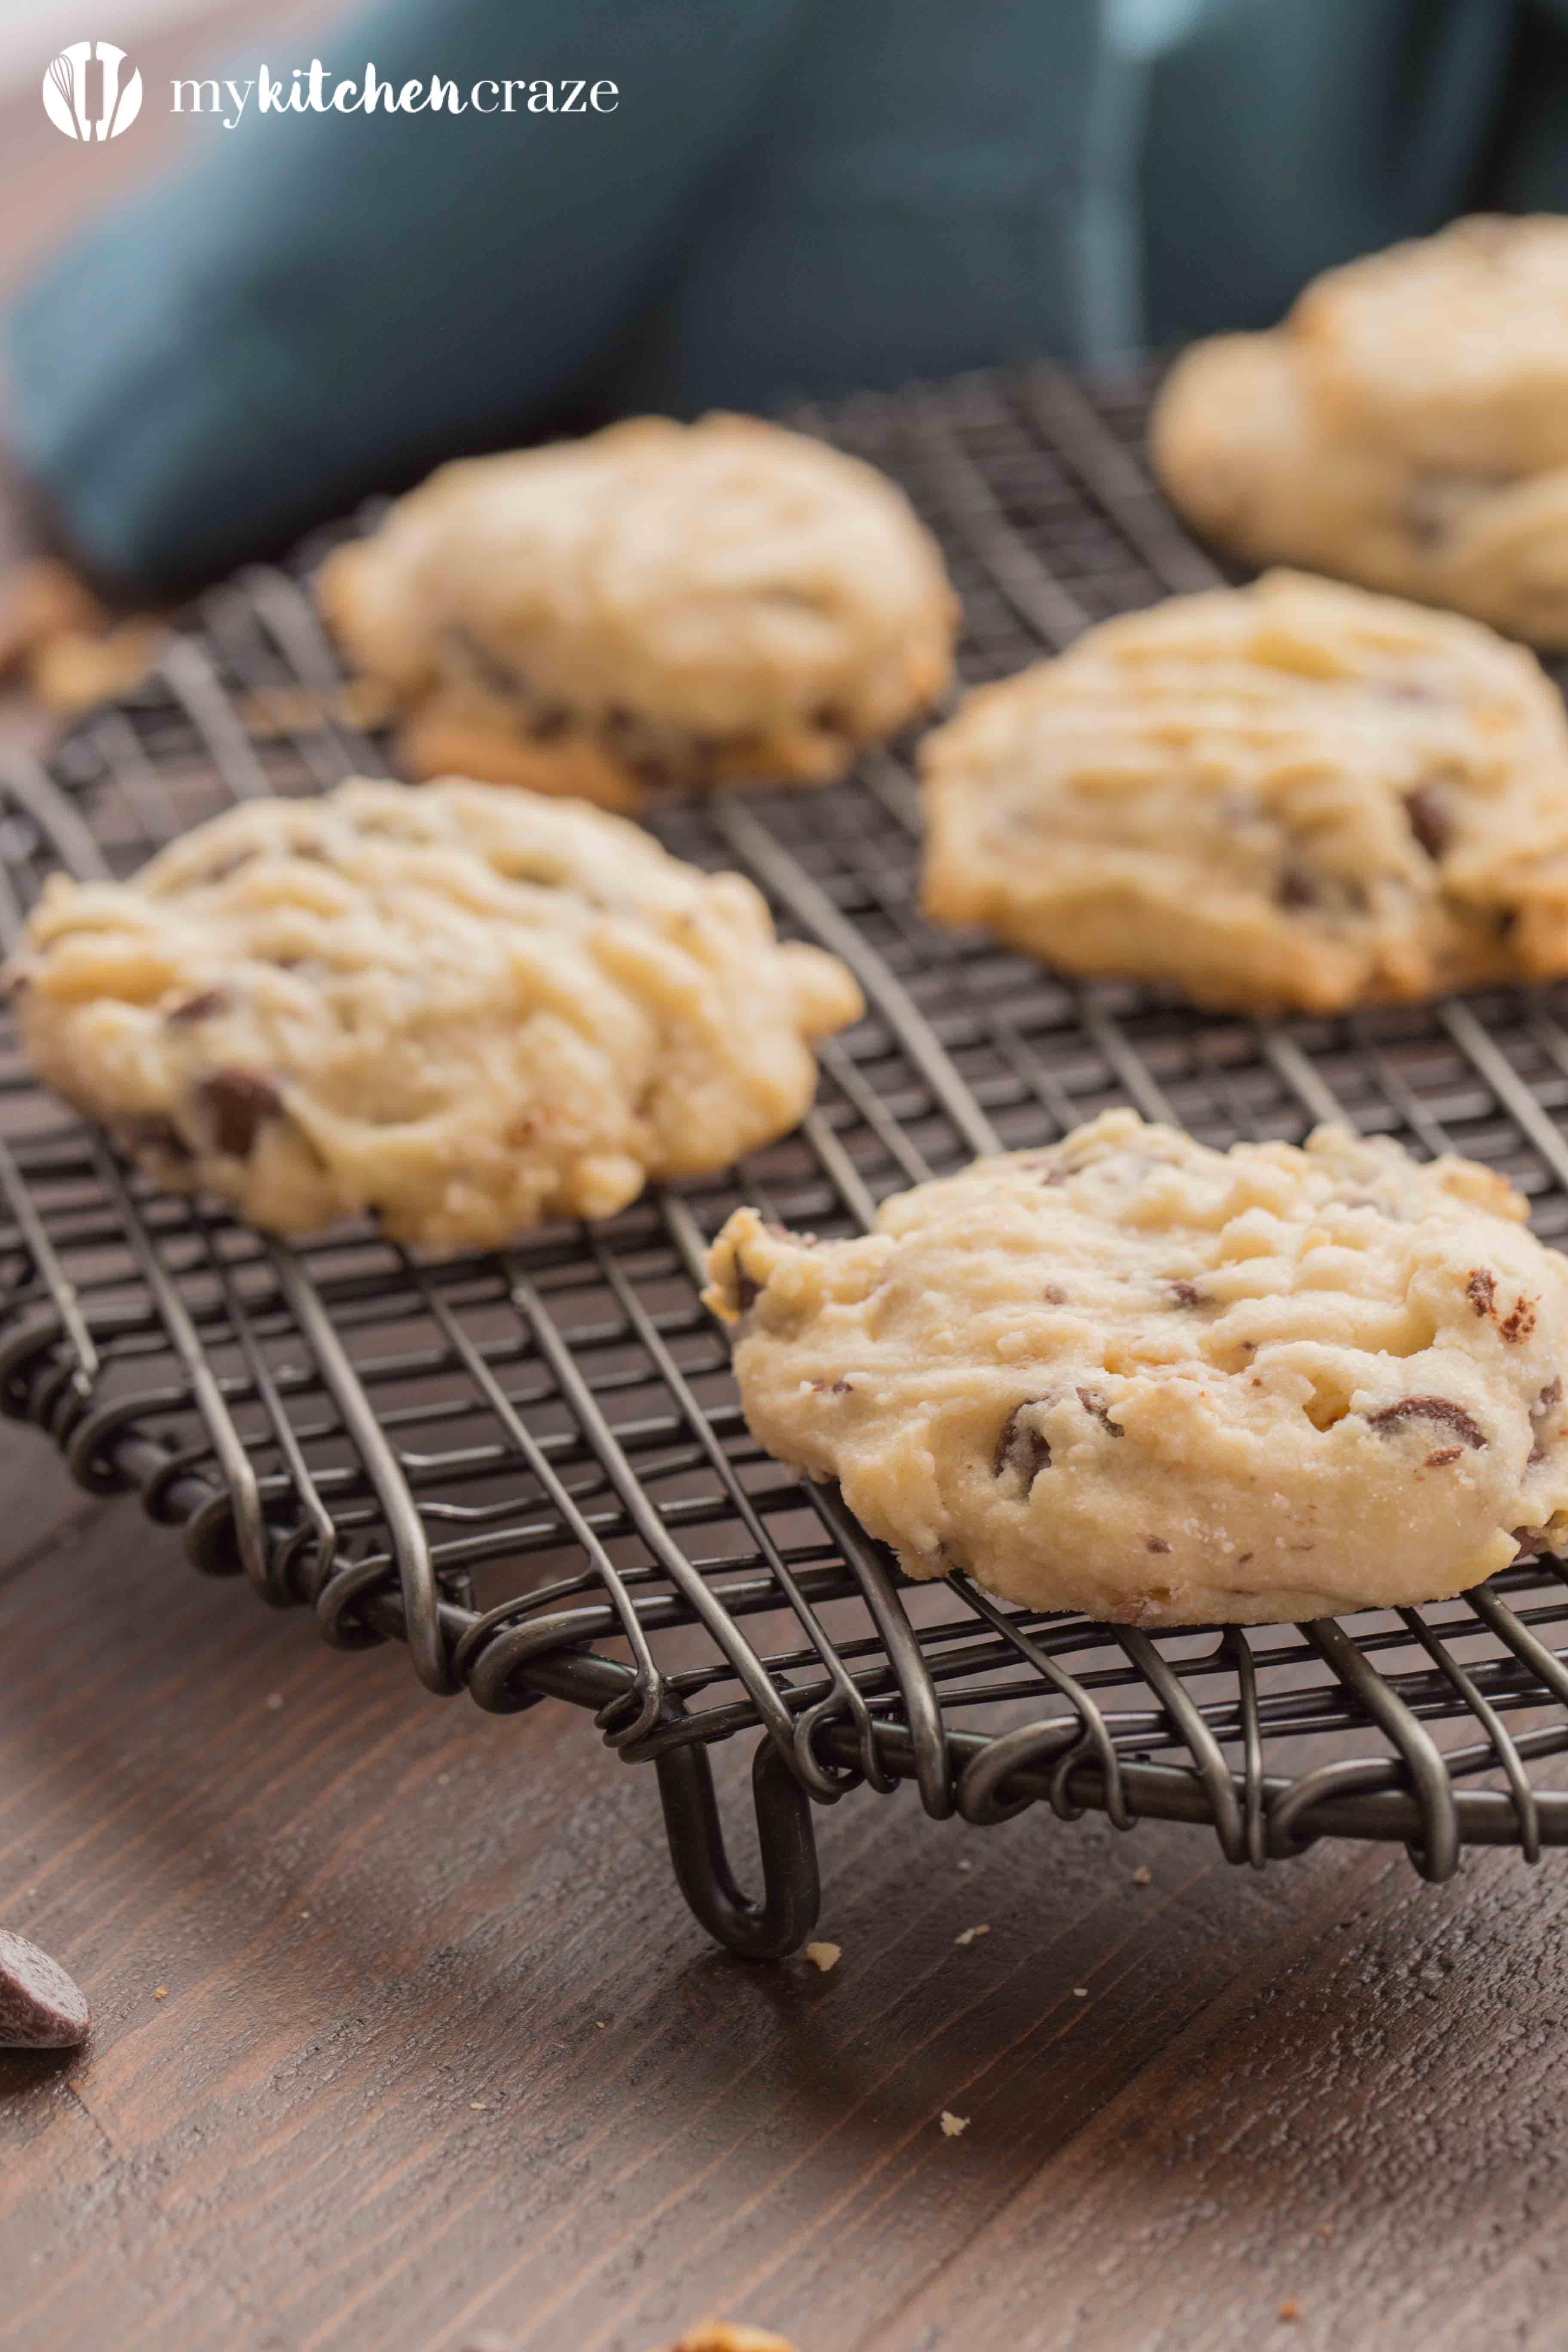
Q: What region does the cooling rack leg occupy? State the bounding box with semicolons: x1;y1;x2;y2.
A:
654;1736;822;1961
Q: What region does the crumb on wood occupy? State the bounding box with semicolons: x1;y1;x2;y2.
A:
939;2110;969;2138
1279;2299;1300;2322
954;1924;991;1946
153;1986;167;2000
804;1940;840;1973
1072;1985;1088;1998
957;1857;973;1872
1131;1864;1152;1886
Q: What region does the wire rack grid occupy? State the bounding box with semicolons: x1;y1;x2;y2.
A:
6;361;1568;1958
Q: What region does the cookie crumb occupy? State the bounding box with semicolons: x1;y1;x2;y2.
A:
1131;1865;1152;1886
1072;1985;1088;1998
153;1986;167;2001
1278;2299;1300;2322
265;1692;284;1711
954;1924;991;1947
804;1940;841;1973
939;2110;969;2138
957;1857;974;1872
470;2100;488;2111
1317;2222;1333;2239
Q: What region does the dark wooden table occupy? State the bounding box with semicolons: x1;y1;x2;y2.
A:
6;28;1568;2350
8;1437;1568;2352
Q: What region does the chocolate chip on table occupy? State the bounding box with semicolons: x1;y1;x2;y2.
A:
1404;783;1452;861
1366;1395;1487;1449
993;1403;1051;1488
199;1069;284;1157
0;1927;90;2049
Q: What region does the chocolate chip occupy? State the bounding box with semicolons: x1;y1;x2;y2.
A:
1424;1446;1464;1468
1146;1537;1171;1554
132;1113;193;1163
1538;1379;1562;1412
197;850;256;886
199;1069;284;1157
530;707;570;743
1404;784;1452;861
731;1263;760;1314
165;988;229;1026
1501;1295;1537;1344
1366;1396;1487;1449
1076;1384;1124;1437
0;1927;90;2049
1044;1283;1070;1305
810;1377;852;1394
1276;865;1367;915
993;1403;1052;1489
1466;1268;1496;1317
1169;1279;1207;1308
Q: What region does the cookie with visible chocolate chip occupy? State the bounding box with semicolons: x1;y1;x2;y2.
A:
318;413;958;810
704;1109;1568;1625
6;777;862;1250
1151;215;1568;648
920;570;1568;1012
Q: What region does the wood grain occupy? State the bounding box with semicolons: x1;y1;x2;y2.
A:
3;1413;1566;2352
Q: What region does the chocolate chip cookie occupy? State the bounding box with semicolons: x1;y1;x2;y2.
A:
920;569;1568;1011
318;414;958;809
1152;215;1568;646
706;1111;1568;1624
8;778;863;1250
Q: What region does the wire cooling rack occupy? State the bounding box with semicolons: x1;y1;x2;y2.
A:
7;362;1568;1958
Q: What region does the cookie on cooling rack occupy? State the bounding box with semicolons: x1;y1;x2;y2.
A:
920;568;1568;1013
1151;215;1568;648
705;1109;1568;1626
317;413;958;811
5;778;863;1251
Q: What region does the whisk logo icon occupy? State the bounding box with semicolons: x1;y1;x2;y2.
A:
42;40;143;139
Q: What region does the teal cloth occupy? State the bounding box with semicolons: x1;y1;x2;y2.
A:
8;0;1568;590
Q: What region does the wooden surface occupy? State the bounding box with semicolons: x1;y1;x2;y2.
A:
6;1433;1568;2352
